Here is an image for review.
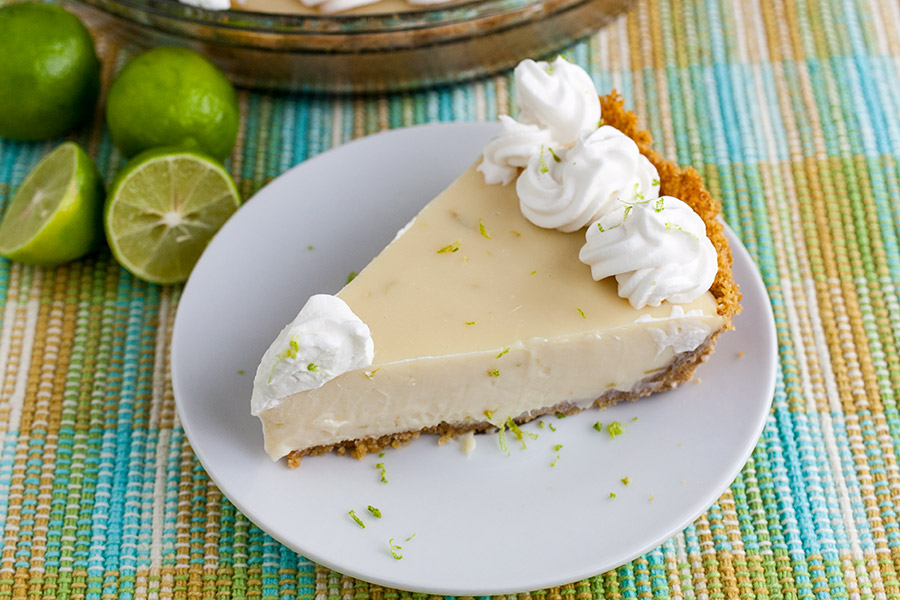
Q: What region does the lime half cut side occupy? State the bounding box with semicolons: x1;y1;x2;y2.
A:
105;149;241;285
0;142;104;266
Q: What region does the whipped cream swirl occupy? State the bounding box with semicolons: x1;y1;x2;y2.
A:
579;197;718;309
478;57;601;186
516;126;660;232
251;294;374;415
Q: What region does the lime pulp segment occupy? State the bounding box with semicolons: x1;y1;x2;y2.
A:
105;151;240;284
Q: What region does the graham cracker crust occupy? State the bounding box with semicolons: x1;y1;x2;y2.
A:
285;93;741;468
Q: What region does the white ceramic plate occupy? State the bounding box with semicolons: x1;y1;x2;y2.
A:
172;123;777;596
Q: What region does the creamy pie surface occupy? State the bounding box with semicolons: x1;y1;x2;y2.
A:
258;164;723;460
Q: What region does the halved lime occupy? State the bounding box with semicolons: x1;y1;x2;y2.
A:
104;148;241;285
0;142;104;266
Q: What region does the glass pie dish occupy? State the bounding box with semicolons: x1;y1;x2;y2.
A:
71;0;633;93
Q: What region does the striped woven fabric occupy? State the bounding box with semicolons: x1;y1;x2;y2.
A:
1;0;900;597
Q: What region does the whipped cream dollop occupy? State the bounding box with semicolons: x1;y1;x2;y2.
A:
579;197;718;309
516;126;660;232
251;294;374;415
478;57;601;186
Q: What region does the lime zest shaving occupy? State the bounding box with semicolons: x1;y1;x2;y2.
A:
478;218;492;239
510;230;522;237
237;369;244;375
577;307;586;319
664;221;699;241
405;533;416;542
375;462;388;483
553;444;563;451
437;241;460;253
497;421;510;456
378;452;385;458
307;363;319;372
530;270;537;275
388;538;403;560
349;510;365;528
548;423;557;432
654;197;665;212
598;117;605;127
550;455;560;467
487;368;500;377
364;367;380;379
538;145;549;174
538;420;546;429
548;147;562;163
651;178;659;186
506;417;537;449
609;492;616;499
621;476;630;486
649;494;655;502
346;271;358;284
483;409;496;421
277;335;301;361
307;245;314;250
496;348;509;359
465;321;476;325
593;422;602;432
632;416;638;421
269;334;302;383
607;421;624;439
556;412;567;419
367;505;382;518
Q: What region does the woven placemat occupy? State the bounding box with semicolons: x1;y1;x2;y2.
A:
1;0;900;598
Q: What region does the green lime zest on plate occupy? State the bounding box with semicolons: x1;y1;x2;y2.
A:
367;505;382;518
348;510;365;528
607;421;624;439
497;422;510;457
389;538;403;560
375;462;388;483
609;492;616;499
496;348;509;359
0;142;104;266
506;417;537;449
593;421;602;432
437;241;460;253
104;148;241;285
487;368;500;377
621;476;630;486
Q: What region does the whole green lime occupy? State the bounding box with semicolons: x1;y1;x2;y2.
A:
0;4;101;141
106;47;239;161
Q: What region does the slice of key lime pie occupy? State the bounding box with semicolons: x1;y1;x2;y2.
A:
252;57;740;466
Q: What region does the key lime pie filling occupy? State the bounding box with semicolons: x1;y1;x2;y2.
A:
252;57;740;466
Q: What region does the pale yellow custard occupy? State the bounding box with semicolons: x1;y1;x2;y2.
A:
257;165;723;460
